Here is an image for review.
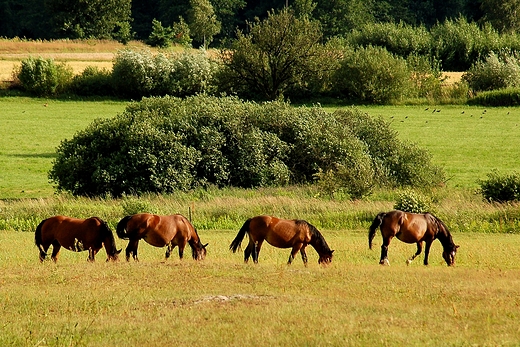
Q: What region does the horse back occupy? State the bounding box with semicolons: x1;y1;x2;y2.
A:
383;210;431;243
250;215;311;248
39;215;105;251
128;213;194;247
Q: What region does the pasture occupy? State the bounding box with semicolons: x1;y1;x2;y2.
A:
1;40;520;345
1;230;520;346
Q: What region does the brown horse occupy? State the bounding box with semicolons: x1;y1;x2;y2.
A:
368;210;459;266
34;216;121;262
116;213;207;261
230;215;334;265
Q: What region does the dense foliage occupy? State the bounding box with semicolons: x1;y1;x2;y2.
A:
479;170;520;202
49;95;445;198
15;57;73;96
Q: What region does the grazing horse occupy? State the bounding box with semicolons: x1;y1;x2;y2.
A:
368;210;459;266
34;216;121;262
230;215;334;265
116;213;207;261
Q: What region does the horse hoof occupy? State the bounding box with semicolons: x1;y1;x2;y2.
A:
381;259;390;266
406;259;412;265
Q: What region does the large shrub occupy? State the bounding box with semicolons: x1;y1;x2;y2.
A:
111;49;217;99
49;95;444;197
332;46;412;104
468;87;520;106
16;57;73;96
479;170;520;203
463;51;520;92
347;22;432;58
69;66;114;96
430;18;501;71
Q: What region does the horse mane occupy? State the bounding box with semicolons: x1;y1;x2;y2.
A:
94;217;118;255
429;214;456;251
298;220;332;254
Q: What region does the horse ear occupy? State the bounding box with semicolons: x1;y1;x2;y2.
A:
331;250;335;254
455;245;460;249
116;248;122;254
203;243;209;248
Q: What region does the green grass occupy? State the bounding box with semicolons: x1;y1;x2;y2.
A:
1;230;520;346
355;105;520;188
2;99;518;199
1;97;520;346
0;97;127;198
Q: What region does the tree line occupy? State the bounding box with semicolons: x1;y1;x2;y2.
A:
1;0;519;47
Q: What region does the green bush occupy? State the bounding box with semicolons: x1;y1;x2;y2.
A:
70;66;114;96
332;46;412;104
16;57;73;96
347;22;432;58
478;170;520;203
162;50;218;97
430;18;500;71
394;190;432;213
463;51;520;92
111;49;217;99
468;87;520;106
49;95;444;197
334;108;445;188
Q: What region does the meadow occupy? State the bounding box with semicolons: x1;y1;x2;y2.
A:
1;97;520;346
1;40;520;346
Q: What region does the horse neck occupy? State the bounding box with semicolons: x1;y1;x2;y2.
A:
308;225;331;255
433;218;455;250
100;223;117;255
187;227;202;256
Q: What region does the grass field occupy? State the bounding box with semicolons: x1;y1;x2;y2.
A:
1;230;520;346
1;40;519;346
1;98;518;199
0;97;127;198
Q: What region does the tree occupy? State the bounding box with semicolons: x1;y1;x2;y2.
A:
47;0;132;42
314;0;374;37
187;0;221;49
147;19;175;47
480;0;520;34
219;8;328;100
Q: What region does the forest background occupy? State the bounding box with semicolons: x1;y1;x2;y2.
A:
0;0;517;48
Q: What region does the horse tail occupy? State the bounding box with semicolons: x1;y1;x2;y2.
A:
34;219;45;247
230;218;251;253
34;218;48;258
368;212;386;250
116;215;132;240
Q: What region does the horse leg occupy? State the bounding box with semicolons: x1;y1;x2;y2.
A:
300;246;308;266
178;244;185;259
51;241;61;263
126;239;139;262
252;240;263;264
423;241;433;266
165;243;174;260
287;244;303;265
407;242;423;265
38;243;50;262
244;242;253;263
380;237;392;265
87;248;97;262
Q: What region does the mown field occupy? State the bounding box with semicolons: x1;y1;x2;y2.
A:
1;40;520;346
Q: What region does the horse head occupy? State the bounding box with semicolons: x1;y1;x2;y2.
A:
107;248;122;262
318;250;334;265
442;245;459;266
193;242;208;261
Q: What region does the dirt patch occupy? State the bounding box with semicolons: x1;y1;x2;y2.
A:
194;294;271;304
